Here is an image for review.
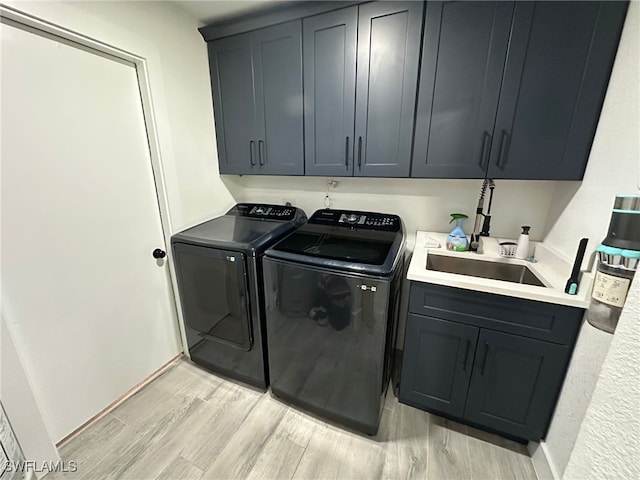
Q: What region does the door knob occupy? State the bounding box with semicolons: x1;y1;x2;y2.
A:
152;248;166;259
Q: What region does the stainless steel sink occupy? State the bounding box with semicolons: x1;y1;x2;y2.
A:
426;255;547;287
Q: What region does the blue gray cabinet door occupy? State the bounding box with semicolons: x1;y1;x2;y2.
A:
464;329;569;440
412;1;514;178
208;32;256;174
488;1;628;179
354;1;423;177
303;7;357;177
399;314;478;418
252;20;304;175
208;21;303;175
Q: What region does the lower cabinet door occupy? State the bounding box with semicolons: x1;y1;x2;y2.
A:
464;329;569;440
400;314;478;417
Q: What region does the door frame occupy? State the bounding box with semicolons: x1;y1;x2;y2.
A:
0;5;189;361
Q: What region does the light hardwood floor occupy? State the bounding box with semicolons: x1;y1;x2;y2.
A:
46;359;537;480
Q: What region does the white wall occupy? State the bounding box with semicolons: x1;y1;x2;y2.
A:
0;122;57;479
538;3;640;478
1;315;60;479
563;276;640;480
232;176;560;246
4;0;237;232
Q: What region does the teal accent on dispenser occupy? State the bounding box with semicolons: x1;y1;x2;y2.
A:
446;213;469;252
589;195;640;333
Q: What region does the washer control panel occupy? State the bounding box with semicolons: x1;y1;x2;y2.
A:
311;209;400;231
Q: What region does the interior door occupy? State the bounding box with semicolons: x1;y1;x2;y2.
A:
1;20;180;441
354;1;423;177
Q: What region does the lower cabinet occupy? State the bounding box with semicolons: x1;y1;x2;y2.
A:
399;282;583;441
400;314;478;418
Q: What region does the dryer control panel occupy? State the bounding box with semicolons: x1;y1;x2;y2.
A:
229;203;297;220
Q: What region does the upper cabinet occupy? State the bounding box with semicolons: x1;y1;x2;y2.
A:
202;1;627;179
355;2;424;177
412;1;514;178
487;1;627;179
303;2;424;177
303;7;357;177
208;21;304;175
207;32;253;175
412;0;628;180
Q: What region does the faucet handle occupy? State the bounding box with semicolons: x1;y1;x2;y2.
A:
480;215;492;237
469;234;483;254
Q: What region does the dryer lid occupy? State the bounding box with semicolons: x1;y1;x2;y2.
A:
171;203;306;253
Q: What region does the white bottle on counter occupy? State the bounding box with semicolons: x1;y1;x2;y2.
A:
515;225;531;259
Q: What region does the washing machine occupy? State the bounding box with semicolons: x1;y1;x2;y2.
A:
263;208;405;433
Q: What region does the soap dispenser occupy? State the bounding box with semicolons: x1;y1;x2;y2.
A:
515;225;531;259
447;213;469;252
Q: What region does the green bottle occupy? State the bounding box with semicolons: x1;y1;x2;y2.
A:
447;213;469;251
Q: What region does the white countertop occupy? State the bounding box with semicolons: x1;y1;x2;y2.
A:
407;231;592;309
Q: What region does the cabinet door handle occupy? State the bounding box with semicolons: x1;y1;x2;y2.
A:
462;339;471;372
345;137;350;168
480;342;489;375
495;130;510;169
357;136;363;169
258;140;265;166
249;141;256;166
478;131;491;170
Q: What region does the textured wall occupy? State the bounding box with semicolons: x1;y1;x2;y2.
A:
539;3;640;477
563;276;640;480
541;325;613;476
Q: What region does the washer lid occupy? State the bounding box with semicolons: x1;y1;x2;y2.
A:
266;209;405;276
272;224;396;265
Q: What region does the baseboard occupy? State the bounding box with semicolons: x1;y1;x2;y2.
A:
56;354;184;447
529;441;561;480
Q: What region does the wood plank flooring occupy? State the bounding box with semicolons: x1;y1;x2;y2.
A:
46;359;537;480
